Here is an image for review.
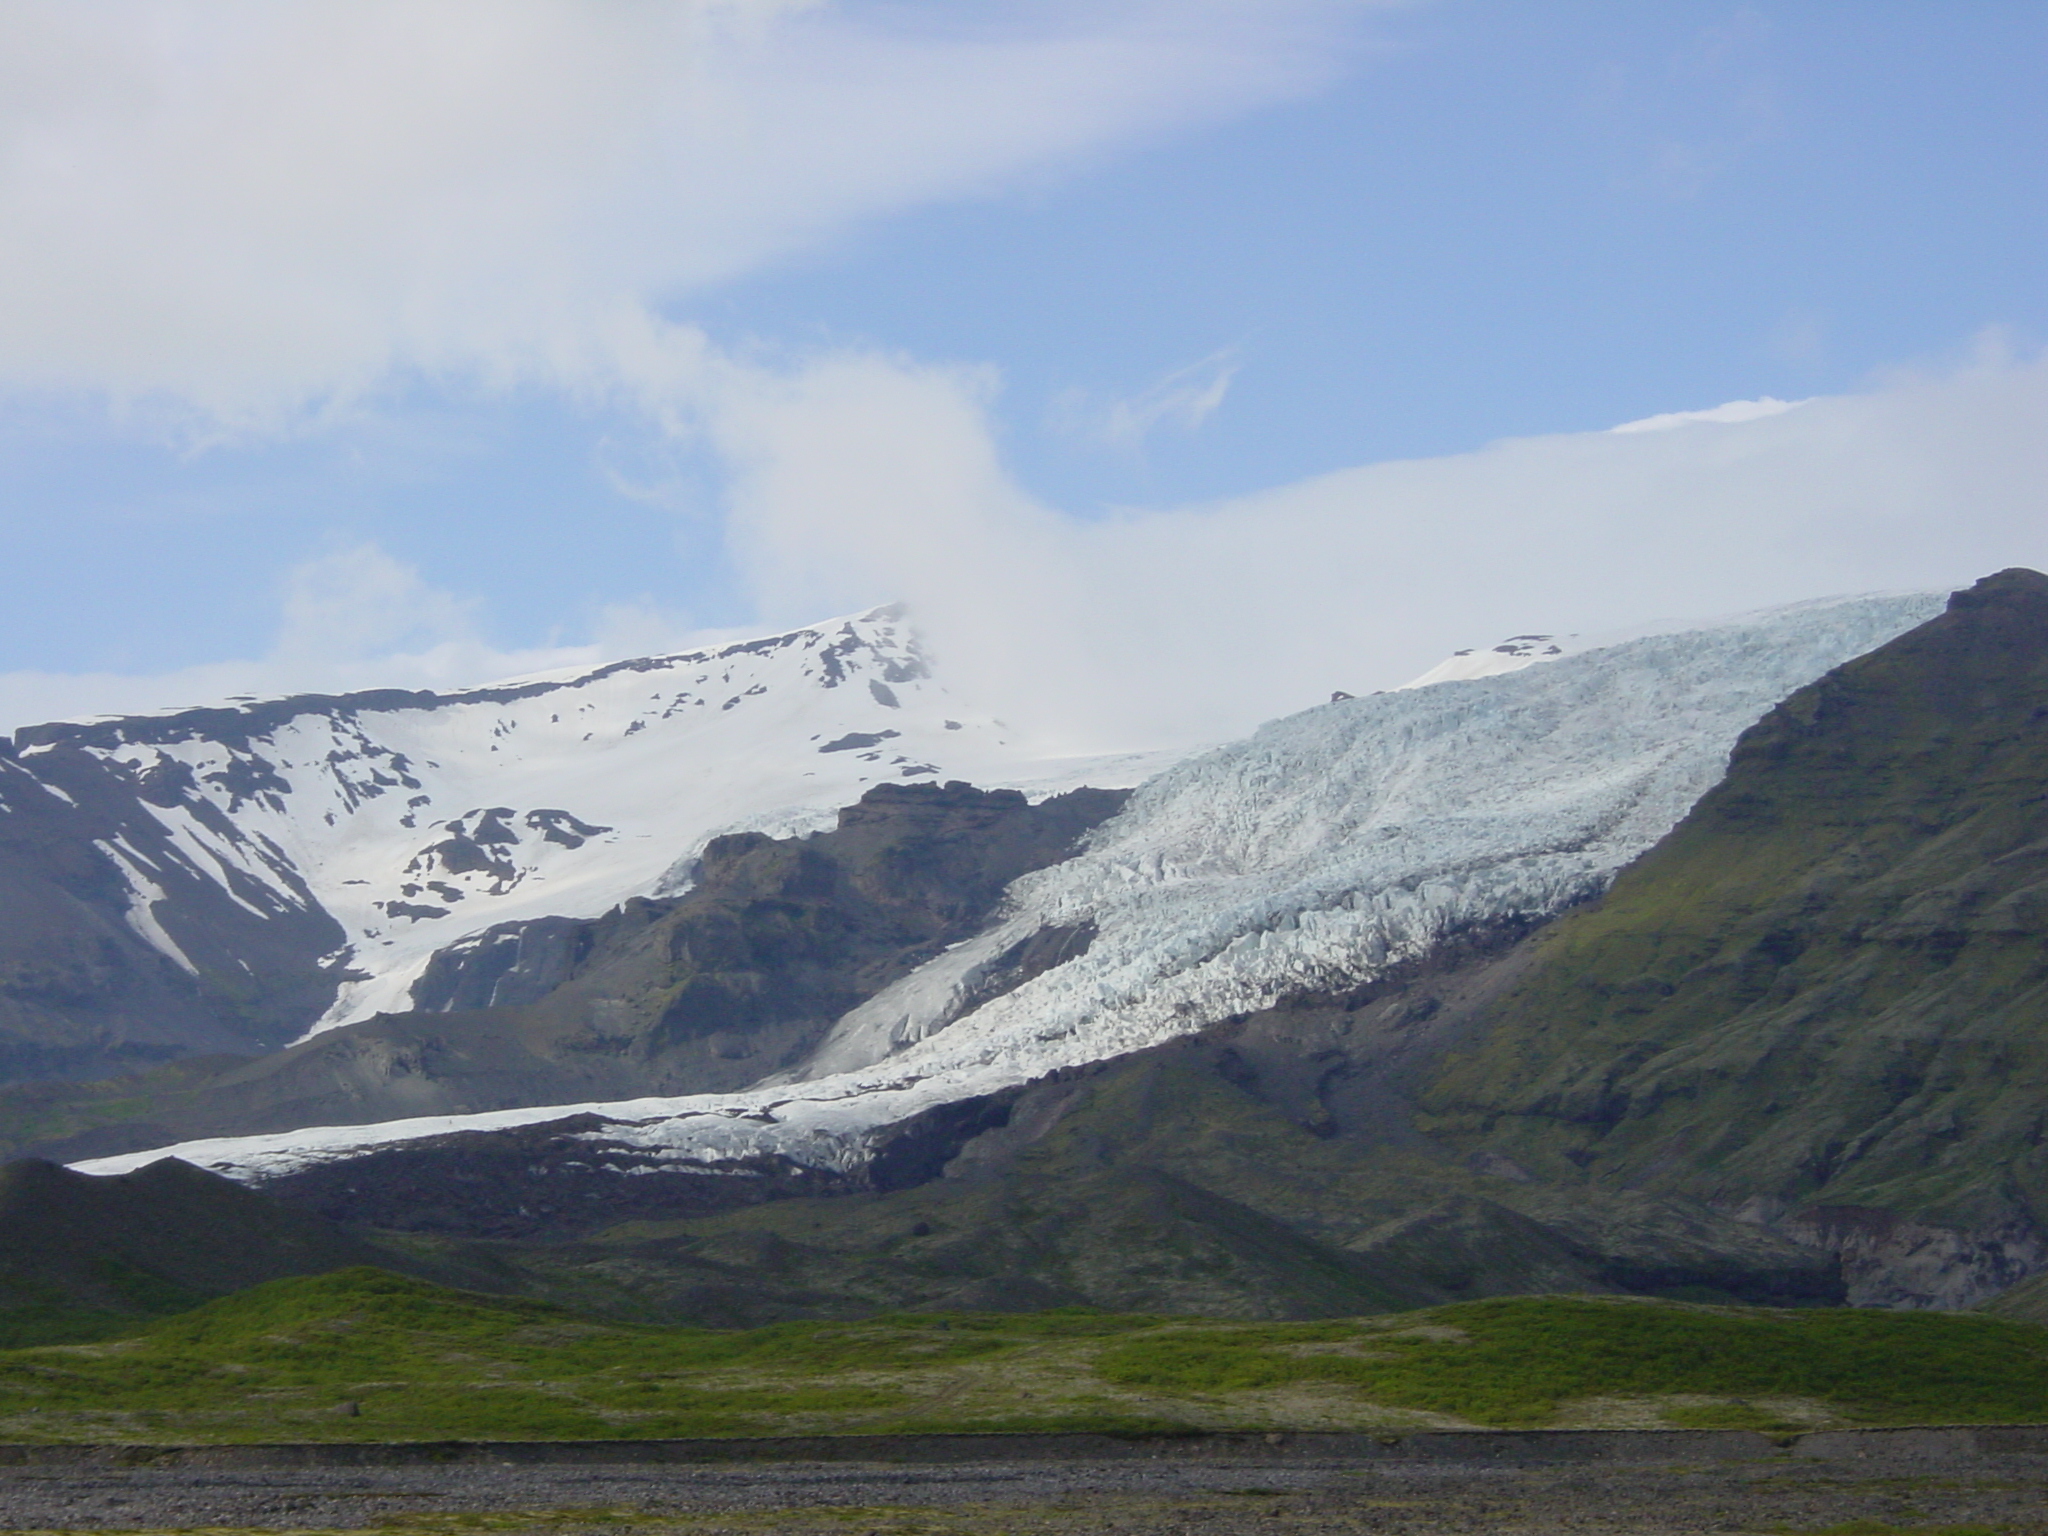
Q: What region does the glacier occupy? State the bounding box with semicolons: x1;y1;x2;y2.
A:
74;590;1944;1183
17;606;1183;1035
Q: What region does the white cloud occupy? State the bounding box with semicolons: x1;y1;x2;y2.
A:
7;350;2044;755
271;545;478;666
1050;348;1240;448
686;345;2048;753
0;0;1376;426
1609;395;1803;433
0;543;717;730
4;2;2039;766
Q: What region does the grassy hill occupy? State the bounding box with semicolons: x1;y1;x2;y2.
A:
3;1269;2047;1443
0;1156;478;1348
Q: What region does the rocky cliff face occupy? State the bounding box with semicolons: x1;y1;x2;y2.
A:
0;745;346;1083
17;781;1129;1159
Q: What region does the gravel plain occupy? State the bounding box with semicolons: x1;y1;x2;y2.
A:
3;1450;2048;1535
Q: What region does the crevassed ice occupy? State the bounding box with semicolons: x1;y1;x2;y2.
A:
74;591;1943;1183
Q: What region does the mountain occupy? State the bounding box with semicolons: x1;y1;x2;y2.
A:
0;735;344;1082
279;568;2048;1322
0;606;1174;1085
1418;566;2048;1306
19;780;1127;1160
62;590;1939;1188
675;564;2048;1317
26;576;2048;1325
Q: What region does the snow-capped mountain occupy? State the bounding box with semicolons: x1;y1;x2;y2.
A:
11;606;1181;1046
75;589;1943;1183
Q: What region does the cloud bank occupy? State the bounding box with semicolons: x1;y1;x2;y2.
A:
695;341;2048;752
0;0;1371;424
3;347;2042;749
0;543;710;729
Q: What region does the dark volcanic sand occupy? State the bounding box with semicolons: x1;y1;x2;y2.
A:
4;1453;2048;1534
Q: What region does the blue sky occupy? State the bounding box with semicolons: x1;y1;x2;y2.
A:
1;1;2044;744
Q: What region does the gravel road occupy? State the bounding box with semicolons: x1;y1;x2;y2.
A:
4;1451;2047;1534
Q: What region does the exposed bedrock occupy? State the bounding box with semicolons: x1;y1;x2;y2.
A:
243;1094;1024;1243
0;744;347;1086
13;780;1128;1159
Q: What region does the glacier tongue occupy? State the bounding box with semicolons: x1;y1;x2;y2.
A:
73;590;1943;1184
840;591;1943;1076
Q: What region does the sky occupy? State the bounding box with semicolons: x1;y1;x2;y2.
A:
0;1;2044;750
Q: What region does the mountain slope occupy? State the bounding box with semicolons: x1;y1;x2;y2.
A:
542;1029;1837;1323
1420;567;2048;1305
21;781;1127;1158
0;607;1173;1085
0;744;345;1081
0;1156;414;1343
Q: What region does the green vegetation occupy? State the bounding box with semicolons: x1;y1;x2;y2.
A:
1096;1296;2048;1428
1421;570;2048;1251
0;1255;217;1348
3;1270;2047;1443
0;1283;151;1349
0;1154;423;1347
0;1055;252;1165
1981;1270;2048;1328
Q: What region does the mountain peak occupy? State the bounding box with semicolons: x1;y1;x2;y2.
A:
0;605;1184;1063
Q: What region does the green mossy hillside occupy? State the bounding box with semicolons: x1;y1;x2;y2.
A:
4;1269;2047;1443
1981;1269;2048;1327
1421;570;2048;1252
568;1047;1836;1328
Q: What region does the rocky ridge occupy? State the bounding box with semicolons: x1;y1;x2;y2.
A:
21;781;1128;1161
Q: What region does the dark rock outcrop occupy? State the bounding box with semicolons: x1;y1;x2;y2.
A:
0;747;347;1085
17;781;1128;1155
251;1117;863;1241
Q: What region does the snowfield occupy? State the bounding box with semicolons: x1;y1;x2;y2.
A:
73;590;1943;1183
21;607;1183;1034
